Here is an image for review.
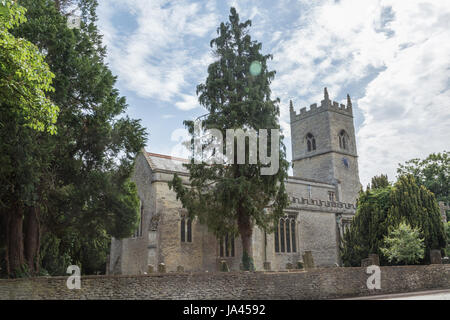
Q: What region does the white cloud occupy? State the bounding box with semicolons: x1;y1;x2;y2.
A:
97;0;218;107
270;0;450;186
97;0;450;186
175;94;200;111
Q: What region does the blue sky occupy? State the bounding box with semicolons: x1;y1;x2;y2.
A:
96;0;450;186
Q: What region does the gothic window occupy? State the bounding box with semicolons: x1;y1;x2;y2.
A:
133;201;144;238
339;130;349;150
306;133;316;152
219;233;235;257
274;215;297;253
181;214;192;243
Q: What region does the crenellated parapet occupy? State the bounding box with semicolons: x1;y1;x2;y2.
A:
290;88;353;122
288;195;356;214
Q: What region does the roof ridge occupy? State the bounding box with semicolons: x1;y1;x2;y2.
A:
146;152;189;163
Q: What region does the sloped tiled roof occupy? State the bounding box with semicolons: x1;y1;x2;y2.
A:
142;151;335;187
144;152;189;173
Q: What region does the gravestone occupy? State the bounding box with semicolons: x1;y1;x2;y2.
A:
430;250;442;264
361;258;372;267
263;261;271;271
176;265;184;272
361;254;380;267
368;254;380;266
158;263;166;273
303;251;315;269
286;262;293;270
147;265;154;274
220;260;230;272
105;254;110;275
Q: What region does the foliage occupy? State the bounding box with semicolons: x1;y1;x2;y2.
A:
398;151;449;204
169;7;289;270
380;222;425;265
445;222;450;257
341;175;446;266
0;0;59;133
368;174;390;190
0;0;146;277
341;186;391;266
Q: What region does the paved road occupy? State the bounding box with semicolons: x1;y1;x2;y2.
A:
342;289;450;300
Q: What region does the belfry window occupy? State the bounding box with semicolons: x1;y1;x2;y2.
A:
328;191;336;202
306;133;316;152
339;130;349;150
181;214;192;243
219;233;235;257
274;215;297;253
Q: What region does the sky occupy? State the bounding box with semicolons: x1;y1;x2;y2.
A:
96;0;450;187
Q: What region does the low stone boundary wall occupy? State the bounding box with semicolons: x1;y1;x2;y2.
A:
1;265;449;300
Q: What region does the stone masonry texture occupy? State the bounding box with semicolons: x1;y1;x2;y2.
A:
1;265;449;300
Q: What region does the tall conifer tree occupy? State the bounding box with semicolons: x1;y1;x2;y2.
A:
169;8;289;270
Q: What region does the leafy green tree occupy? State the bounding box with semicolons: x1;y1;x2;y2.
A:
368;174;390;190
386;175;446;260
445;222;450;257
0;0;146;277
0;0;60;277
0;0;59;133
380;222;425;265
341;175;446;266
169;8;289;270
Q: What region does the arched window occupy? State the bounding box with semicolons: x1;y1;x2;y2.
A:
339;130;349;150
219;233;235;257
274;215;297;253
181;214;192;243
306;133;316;152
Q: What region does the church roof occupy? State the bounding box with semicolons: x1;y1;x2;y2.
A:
144;151;189;174
143;151;335;186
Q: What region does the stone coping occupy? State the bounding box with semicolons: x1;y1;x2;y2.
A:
1;264;446;283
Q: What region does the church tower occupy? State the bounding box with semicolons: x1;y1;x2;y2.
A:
290;88;361;204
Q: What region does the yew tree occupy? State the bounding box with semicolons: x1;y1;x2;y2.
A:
169;8;289;270
341;175;446;266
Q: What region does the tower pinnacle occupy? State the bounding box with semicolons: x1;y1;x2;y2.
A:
324;87;329;101
347;94;352;108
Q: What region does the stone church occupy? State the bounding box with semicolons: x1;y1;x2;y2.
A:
108;88;362;274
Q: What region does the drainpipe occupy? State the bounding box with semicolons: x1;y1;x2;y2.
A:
264;231;267;263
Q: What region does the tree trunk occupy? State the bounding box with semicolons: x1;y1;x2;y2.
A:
54;0;61;12
0;209;9;277
7;204;25;277
238;210;253;270
24;206;40;275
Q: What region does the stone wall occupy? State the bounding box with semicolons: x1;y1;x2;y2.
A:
1;265;449;300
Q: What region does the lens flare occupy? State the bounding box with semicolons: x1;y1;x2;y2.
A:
249;61;262;76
